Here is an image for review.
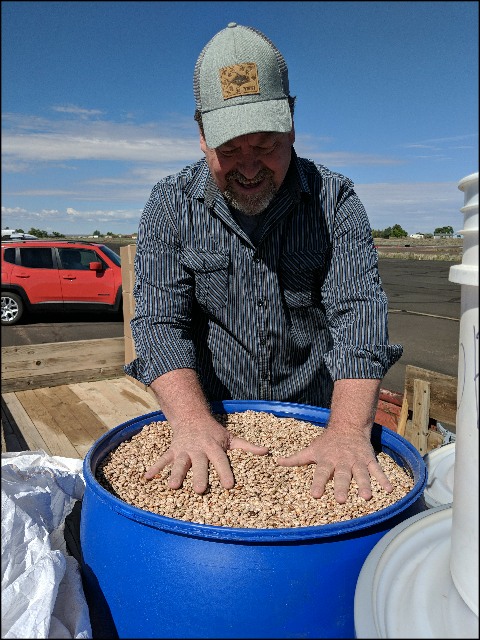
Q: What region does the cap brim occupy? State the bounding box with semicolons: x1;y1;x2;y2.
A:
202;99;292;149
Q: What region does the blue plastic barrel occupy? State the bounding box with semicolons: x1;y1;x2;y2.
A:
80;400;427;639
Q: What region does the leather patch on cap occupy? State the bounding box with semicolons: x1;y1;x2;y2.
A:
219;63;260;100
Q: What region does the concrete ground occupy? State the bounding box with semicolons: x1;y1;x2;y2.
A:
378;259;460;395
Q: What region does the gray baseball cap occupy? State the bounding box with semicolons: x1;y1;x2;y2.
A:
193;23;293;149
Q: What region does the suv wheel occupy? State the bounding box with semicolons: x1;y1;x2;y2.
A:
1;291;24;325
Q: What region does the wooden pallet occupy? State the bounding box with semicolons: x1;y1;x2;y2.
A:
397;365;457;455
1;336;159;458
1;376;160;458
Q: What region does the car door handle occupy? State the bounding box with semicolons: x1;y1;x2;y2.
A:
62;275;77;280
15;273;30;278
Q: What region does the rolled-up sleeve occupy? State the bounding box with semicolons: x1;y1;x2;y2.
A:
124;184;197;385
321;179;403;380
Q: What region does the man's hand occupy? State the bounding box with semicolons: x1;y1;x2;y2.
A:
145;369;268;493
277;378;393;503
276;425;392;503
145;417;269;494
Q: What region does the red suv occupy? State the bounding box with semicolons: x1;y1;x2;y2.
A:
1;240;123;325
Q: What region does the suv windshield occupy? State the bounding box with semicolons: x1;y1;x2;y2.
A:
99;244;122;266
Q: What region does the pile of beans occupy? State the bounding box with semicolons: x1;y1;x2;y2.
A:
96;411;414;528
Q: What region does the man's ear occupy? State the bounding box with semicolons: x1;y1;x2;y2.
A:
199;131;208;154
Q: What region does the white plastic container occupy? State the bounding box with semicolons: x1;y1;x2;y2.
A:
354;172;479;637
423;442;456;508
448;172;479;616
354;506;478;638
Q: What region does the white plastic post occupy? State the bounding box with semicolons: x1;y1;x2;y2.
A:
448;172;479;615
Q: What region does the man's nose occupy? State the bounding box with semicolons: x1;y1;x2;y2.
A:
237;153;263;179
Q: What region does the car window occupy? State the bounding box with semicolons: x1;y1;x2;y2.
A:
3;248;16;264
19;247;54;269
99;244;121;267
59;248;100;270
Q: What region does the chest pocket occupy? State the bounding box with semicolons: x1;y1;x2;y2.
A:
180;247;230;313
280;250;326;308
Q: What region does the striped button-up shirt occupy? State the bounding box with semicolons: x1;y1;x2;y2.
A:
125;150;402;407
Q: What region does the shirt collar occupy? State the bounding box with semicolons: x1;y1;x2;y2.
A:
291;148;311;198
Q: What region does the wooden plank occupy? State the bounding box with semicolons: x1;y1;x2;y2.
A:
15;390;80;458
35;386;109;445
405;365;457;425
1;377;155;459
1;337;125;392
48;385;109;441
397;396;409;438
67;378;159;431
69;380;142;429
104;378;159;414
2;392;50;452
404;418;415;445
1;396;29;452
411;379;430;455
427;429;444;451
2;337;125;377
2;366;126;393
32;388;93;458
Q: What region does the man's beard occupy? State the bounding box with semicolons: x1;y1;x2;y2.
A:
223;168;277;216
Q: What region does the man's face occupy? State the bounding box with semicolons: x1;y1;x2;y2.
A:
200;129;295;215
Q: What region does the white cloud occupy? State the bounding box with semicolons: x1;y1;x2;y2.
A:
3;113;405;170
355;181;463;234
2;110;199;167
404;134;477;145
401;134;477;157
2;130;199;163
52;105;105;117
1;204;143;234
294;134;403;167
2;206;28;215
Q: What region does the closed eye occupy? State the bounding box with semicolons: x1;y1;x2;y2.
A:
255;144;277;155
218;149;236;158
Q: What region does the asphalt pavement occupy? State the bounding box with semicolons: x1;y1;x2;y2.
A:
2;259;461;397
378;259;460;394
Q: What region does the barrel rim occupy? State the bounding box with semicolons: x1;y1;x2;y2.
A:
458;171;479;191
83;400;427;542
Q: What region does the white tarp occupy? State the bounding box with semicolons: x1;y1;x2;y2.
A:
1;451;92;639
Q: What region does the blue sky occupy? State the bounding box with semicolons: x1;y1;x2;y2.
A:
2;1;478;236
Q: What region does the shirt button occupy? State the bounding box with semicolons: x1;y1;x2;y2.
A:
257;298;264;307
260;337;266;346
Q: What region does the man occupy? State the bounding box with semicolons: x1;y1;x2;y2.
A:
125;23;403;504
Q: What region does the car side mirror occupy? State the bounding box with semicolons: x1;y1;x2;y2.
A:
89;261;103;271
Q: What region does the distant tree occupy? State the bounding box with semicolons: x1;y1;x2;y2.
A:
371;224;408;238
383;226;392;238
16;228;25;233
28;227;49;238
390;224;408;238
92;229;102;237
51;231;65;237
434;225;454;235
